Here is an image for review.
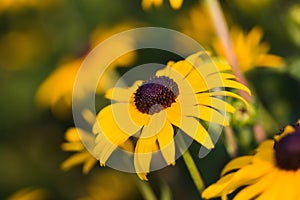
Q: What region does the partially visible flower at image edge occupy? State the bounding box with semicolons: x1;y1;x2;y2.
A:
141;0;184;10
93;51;251;180
202;119;300;200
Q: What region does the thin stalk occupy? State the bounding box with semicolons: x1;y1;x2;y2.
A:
205;0;266;142
178;134;205;193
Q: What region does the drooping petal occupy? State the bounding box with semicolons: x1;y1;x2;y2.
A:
93;105;134;165
82;157;98;174
157;121;176;165
134;136;157;181
61;151;92;171
179;116;214;149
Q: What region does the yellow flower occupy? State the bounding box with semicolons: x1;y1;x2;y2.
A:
141;0;184;10
178;3;216;49
61;127;97;174
36;23;137;118
93;52;250;180
0;0;59;11
202;120;300;200
7;187;47;200
79;171;139;200
213;26;285;72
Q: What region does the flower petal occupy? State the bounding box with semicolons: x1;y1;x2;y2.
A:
105;80;142;102
134;136;157;181
220;155;253;176
157;121;176;165
61;151;91;171
179;116;214;149
234;169;275;200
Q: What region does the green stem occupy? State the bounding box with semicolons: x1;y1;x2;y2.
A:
135;177;157;200
178;133;205;194
182;149;205;193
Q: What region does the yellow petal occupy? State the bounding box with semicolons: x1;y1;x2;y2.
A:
140;110;167;139
134;136;157;180
255;170;281;200
157;121;176;165
209;90;250;109
65;127;81;142
61;142;84;151
220;156;253;176
105;80;142;102
179;116;214;149
202;173;234;199
61;152;91;171
221;162;273;195
93;105;133;165
82;157;97;174
169;0;183;10
234;170;275;200
197;105;229;126
196;94;236;113
93;104;146;136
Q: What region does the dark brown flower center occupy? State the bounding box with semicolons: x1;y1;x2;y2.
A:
134;76;179;115
274;123;300;170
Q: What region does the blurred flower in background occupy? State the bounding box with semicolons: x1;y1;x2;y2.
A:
7;187;48;200
79;171;140;200
141;0;184;10
202;120;300;200
61;127;97;174
0;0;60;12
212;26;285;73
35;23;137;118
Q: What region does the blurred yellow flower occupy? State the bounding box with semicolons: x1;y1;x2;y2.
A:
0;29;48;70
213;26;285;72
61;127;97;174
141;0;184;10
79;171;139;200
36;23;137;118
0;0;60;11
7;187;48;200
202;120;300;200
93;52;250;180
179;5;284;73
179;3;216;48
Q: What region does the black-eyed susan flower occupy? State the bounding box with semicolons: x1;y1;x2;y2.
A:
202;120;300;200
93;52;250;180
141;0;184;10
212;26;285;72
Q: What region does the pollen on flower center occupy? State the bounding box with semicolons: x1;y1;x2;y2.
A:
134;76;179;115
274;124;300;170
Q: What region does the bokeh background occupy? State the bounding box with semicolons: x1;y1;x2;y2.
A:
1;0;300;199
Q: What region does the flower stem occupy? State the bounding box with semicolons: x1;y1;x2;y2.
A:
182;149;205;193
205;0;251;102
177;133;205;193
205;0;267;142
135;178;157;200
